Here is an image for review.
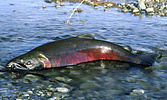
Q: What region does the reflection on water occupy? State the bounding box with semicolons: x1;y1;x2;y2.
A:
0;0;167;99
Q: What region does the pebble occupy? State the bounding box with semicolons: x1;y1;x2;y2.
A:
48;87;56;92
42;5;46;9
106;4;113;8
56;87;69;93
27;91;33;94
94;6;98;9
146;8;154;13
46;92;52;97
130;89;145;96
138;0;146;10
133;8;140;13
23;74;39;83
48;96;61;100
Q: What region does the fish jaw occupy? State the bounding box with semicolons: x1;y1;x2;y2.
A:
7;62;28;70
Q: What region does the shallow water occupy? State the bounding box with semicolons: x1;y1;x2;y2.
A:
0;0;167;99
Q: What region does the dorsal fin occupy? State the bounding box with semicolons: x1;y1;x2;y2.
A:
76;33;95;39
122;46;132;52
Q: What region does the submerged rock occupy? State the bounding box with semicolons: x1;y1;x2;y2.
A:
56;87;69;93
23;74;39;83
130;89;145;96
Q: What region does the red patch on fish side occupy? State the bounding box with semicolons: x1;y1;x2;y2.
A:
49;53;90;67
48;47;130;67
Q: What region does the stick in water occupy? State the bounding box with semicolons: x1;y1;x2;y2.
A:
66;0;85;24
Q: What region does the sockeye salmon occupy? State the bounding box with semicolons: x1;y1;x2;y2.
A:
6;33;158;70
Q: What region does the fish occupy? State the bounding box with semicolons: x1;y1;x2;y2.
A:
6;33;158;70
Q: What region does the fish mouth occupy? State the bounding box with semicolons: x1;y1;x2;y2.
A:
7;62;27;70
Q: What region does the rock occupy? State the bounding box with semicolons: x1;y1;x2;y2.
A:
45;0;52;3
46;92;52;97
138;0;146;10
42;5;46;9
133;8;139;13
106;4;113;8
132;89;144;94
158;10;165;17
56;87;69;93
130;89;145;96
89;2;94;6
94;6;98;9
23;74;39;83
27;91;33;94
23;93;29;97
48;96;61;100
76;9;83;12
122;8;129;13
48;87;56;92
121;3;126;6
56;4;60;8
146;8;154;13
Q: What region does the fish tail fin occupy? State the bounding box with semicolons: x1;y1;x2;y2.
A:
139;53;159;66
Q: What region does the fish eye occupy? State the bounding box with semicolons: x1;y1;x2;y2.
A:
26;61;32;65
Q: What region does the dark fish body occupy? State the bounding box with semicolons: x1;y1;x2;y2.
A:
6;34;158;70
34;37;139;68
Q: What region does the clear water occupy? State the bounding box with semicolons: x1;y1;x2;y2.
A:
0;0;167;99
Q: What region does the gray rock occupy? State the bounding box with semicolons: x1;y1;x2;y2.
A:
130;89;145;96
80;82;102;90
56;87;69;93
146;8;154;13
133;8;140;13
138;0;146;10
107;4;113;8
23;74;39;83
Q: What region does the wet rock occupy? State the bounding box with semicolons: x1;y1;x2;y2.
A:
23;92;29;97
42;5;46;9
106;3;113;8
45;0;52;3
23;74;39;83
76;9;83;12
56;4;61;8
48;87;56;92
36;90;45;97
133;8;140;13
153;62;167;70
27;91;33;94
159;57;167;62
56;87;69;93
58;83;73;90
122;8;129;13
130;89;145;96
0;73;8;79
79;82;102;90
89;2;94;6
94;6;98;9
138;0;146;10
46;92;52;97
146;8;154;13
48;96;61;100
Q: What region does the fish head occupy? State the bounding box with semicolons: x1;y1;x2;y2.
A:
6;51;51;70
